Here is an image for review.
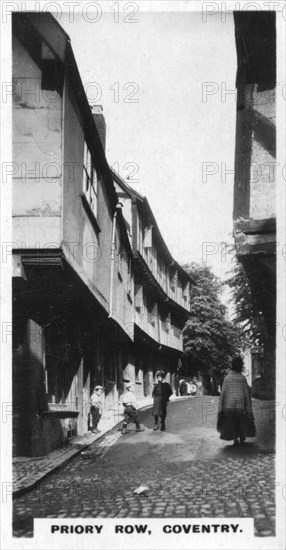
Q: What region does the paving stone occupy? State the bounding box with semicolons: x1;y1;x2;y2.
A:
12;398;276;538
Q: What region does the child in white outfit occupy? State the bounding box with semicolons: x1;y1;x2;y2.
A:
120;383;144;434
90;385;104;433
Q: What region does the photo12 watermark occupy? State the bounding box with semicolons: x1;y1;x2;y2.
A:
1;2;140;24
202;2;286;24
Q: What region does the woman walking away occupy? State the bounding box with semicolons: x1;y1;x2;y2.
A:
152;371;172;431
217;356;256;446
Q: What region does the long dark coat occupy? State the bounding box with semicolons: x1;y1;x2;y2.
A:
152;382;172;417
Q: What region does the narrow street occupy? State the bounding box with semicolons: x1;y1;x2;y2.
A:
6;9;281;550
13;396;276;538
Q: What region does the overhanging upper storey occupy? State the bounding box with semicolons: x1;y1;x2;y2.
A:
113;172;192;315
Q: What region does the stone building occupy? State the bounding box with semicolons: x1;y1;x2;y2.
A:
11;12;191;457
233;12;276;397
12;13;134;456
114;174;191;397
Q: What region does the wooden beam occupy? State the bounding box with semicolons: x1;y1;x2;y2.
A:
242;107;276;157
234;230;276;256
234;217;276;234
233;111;252;219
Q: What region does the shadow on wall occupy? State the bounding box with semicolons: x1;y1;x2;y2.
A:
251;377;276;401
13;345;82;457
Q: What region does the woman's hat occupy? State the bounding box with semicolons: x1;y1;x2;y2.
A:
95;385;104;391
156;371;165;378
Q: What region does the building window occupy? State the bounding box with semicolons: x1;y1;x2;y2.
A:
183;281;190;304
138;217;143;251
135;284;143;311
41;41;63;93
143;224;153;248
117;240;124;280
127;257;132;295
157;258;162;283
173;325;181;339
135;364;141;384
146;297;157;327
163;312;171;333
46;356;70;404
44;323;78;407
83;142;98;217
103;344;116;382
150;302;157;327
169;267;178;294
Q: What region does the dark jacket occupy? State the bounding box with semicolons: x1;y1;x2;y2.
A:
152;382;172;402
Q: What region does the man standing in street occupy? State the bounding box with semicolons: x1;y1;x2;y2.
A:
152;371;173;431
90;385;104;434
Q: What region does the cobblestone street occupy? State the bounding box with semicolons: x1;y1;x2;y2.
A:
13;397;276;538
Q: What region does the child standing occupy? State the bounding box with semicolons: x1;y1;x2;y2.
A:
90;385;104;434
120;383;144;434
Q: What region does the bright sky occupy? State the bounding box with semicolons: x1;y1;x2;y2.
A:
61;6;238;282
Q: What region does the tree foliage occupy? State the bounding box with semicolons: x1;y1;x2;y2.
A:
183;262;241;378
226;258;265;348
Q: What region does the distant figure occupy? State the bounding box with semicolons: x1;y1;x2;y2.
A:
217;356;256;446
90;385;104;434
189;381;197;396
120;383;144;434
179;379;188;396
194;377;204;395
152;371;172;431
174;372;180;397
185;381;191;395
210;376;218;396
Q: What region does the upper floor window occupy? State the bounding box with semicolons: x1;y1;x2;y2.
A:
116;240;124;282
158;259;166;288
169;267;178;294
157;258;162;279
83;142;98;218
127;257;132;296
183;281;190;304
146;295;157;327
173;325;181;339
138;217;143;251
163;312;171;333
135;284;143;311
41;41;63;93
143;224;153;248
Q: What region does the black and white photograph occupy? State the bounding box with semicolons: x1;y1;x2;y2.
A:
0;1;285;549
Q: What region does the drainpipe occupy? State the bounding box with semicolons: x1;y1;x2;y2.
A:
109;202;123;318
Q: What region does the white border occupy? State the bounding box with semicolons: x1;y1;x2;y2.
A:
1;1;285;549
